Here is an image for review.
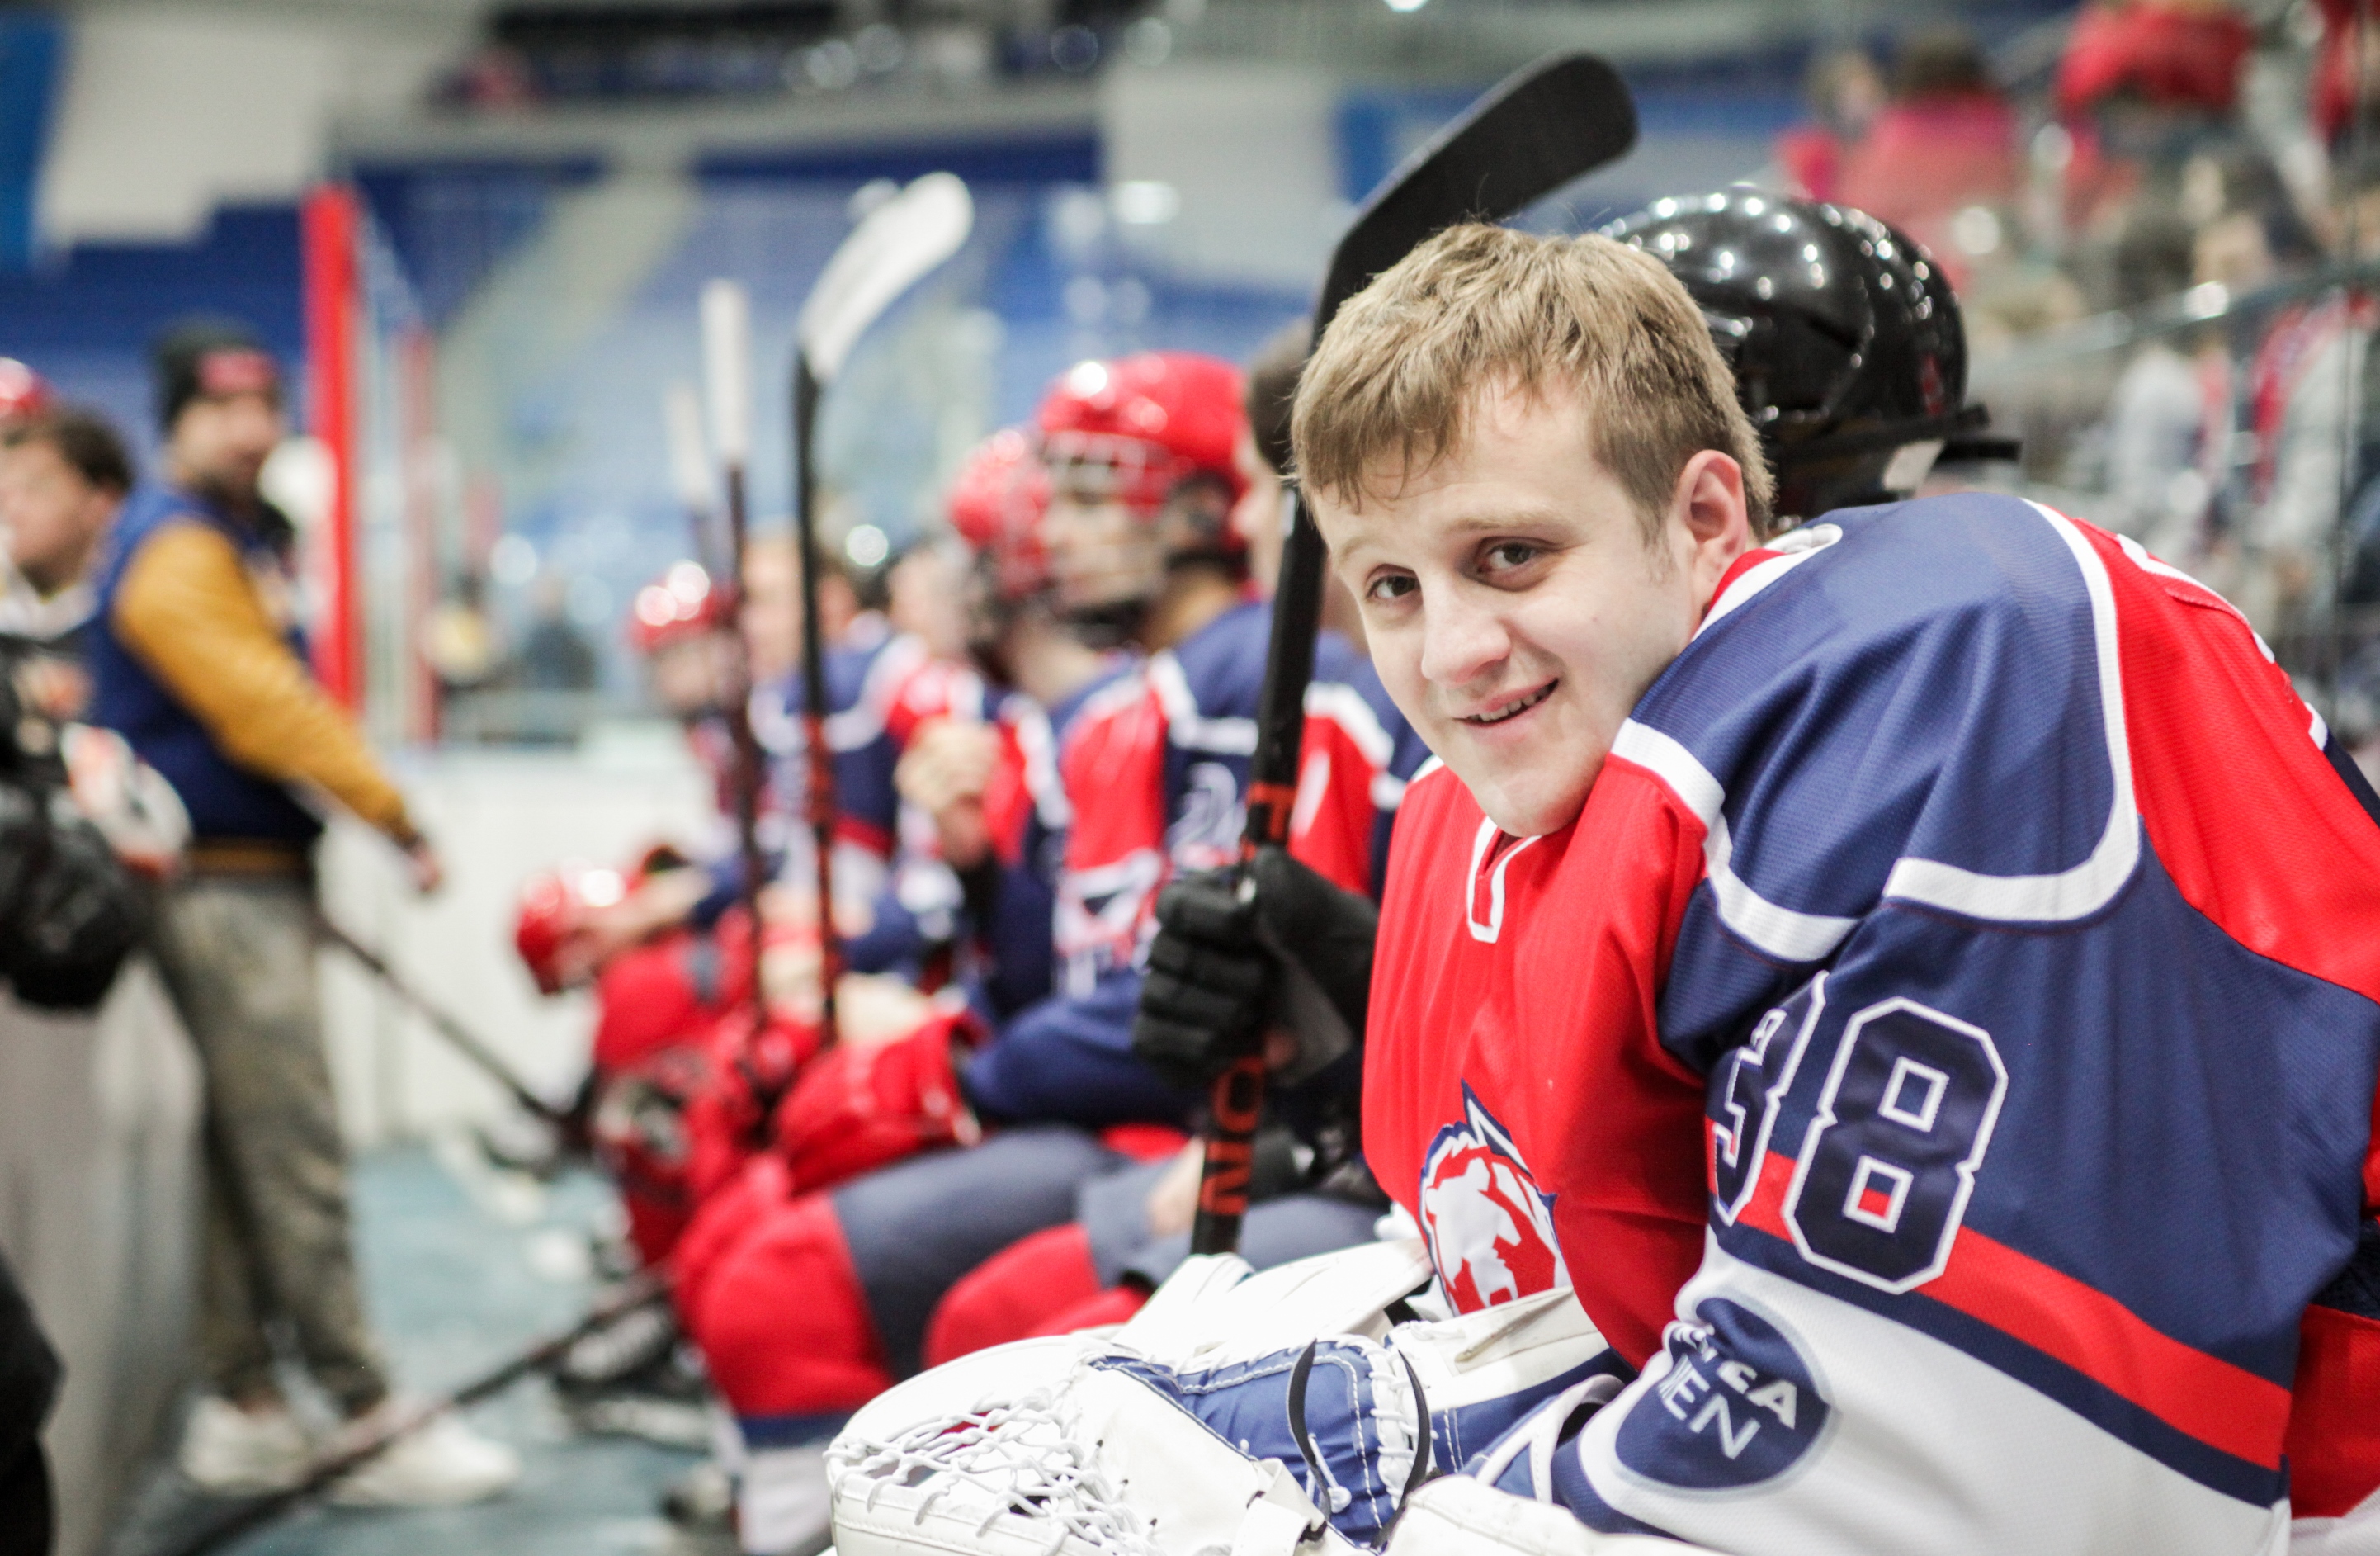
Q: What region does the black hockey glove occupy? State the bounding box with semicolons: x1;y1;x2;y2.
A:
1131;846;1379;1092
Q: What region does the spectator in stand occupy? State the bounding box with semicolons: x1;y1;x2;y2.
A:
2316;0;2380;154
2100;213;2225;555
1773;48;1886;204
517;573;600;692
2238;163;2380;648
92;321;520;1506
1836;26;2018;289
0;409;133;719
2054;0;2255;236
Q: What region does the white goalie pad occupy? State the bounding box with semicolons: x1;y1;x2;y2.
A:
826;1240;1627;1556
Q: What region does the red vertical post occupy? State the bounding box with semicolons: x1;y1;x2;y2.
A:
399;324;439;743
302;182;361;710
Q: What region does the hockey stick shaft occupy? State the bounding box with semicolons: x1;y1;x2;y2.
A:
780;174;970;1052
720;456;773;1038
704;280;773;1038
154;1271;670;1556
1189;51;1637;1258
315;917;570;1128
792;359;843;1048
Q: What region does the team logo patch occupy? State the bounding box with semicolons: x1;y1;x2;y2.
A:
1418;1088;1570;1311
1612;1298;1830;1491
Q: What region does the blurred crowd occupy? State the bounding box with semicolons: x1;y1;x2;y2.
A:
1768;0;2380;768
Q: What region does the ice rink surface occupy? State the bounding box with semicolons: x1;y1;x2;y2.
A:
107;1147;724;1556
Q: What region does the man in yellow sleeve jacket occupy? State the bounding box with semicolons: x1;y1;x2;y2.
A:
90;321;518;1506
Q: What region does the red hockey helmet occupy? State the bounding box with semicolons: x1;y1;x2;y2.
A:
626;560;732;655
946;427;1051;602
0;360;51;425
1036;352;1249;516
513;861;630;995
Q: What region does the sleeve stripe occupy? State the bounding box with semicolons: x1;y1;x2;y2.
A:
1147;650;1258;755
1629;502;2147;943
1608;721;1858;963
1301;679;1397;769
1878;503;2141;925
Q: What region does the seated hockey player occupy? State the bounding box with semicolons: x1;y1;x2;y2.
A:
674;351;1409;1555
1325;214;2380;1556
921;324;1432;1364
823;208;2380;1556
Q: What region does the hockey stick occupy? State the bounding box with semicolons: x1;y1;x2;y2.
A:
663;378;721;579
1189;52;1639;1258
702;278;773;1038
788;172;973;1051
315;915;575;1132
153;1270;670;1556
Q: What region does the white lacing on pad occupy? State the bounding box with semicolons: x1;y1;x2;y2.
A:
828;1391;1159;1556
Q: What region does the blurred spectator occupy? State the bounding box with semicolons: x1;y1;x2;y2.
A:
423;571;502;694
517;574;599;691
1837;27;2019;287
2235;164;2380;642
2057;0;2254;130
2313;0;2378;153
92;319;517;1506
0;409;133;721
1774;48;1887;204
2101;213;2225;552
2055;0;2255;237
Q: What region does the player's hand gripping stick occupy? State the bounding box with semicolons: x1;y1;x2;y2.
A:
1186;50;1638;1258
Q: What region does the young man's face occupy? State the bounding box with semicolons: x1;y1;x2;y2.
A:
0;439;117;593
1314;381;1751;837
170;390;284;503
1041;473;1163;617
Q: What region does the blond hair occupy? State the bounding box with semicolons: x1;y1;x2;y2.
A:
1292;224;1776;538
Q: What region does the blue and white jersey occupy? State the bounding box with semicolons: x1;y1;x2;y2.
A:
1369;494;2380;1554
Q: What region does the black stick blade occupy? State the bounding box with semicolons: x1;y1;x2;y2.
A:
1318;52;1636;333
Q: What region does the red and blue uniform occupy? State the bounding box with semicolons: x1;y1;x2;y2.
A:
683;597;1413;1462
1367;494;2380;1552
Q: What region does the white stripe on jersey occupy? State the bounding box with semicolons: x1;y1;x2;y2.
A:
1610;720;1858;964
1878;504;2141;925
1572;1241;2289;1556
1618;503;2150;953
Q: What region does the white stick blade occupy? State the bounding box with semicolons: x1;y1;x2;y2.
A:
663;381;712;511
799;172;974;383
701;279;753;466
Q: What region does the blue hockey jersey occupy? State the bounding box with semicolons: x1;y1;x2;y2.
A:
1367;494;2380;1553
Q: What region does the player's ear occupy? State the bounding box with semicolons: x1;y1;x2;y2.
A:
1673;449;1752;606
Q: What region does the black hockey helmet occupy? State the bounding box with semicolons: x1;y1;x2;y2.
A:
1603;188;1977;522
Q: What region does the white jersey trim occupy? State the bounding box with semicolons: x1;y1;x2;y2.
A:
1694;523;1842;640
1147;651;1258;756
1879;502;2140;925
1575;1242;2289;1556
1610;720;1858;964
1622;502;2147;953
823;631;929;752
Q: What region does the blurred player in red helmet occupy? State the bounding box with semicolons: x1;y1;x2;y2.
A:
1035;352;1249;645
675;354;1415;1555
0;360;52;426
628;560;736;718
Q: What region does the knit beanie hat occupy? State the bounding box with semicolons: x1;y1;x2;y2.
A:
153;319;280;433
